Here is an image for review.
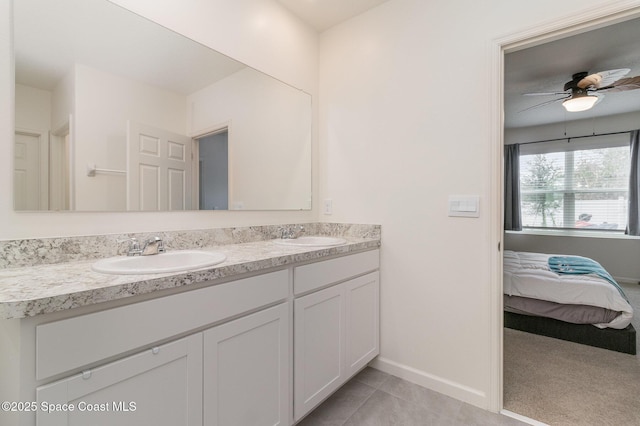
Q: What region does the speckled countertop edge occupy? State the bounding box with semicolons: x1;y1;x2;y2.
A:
0;236;380;320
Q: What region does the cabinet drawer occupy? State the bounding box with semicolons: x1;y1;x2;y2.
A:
293;249;379;295
36;333;202;426
36;269;288;381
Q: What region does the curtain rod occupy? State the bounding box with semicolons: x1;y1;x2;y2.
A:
515;130;633;146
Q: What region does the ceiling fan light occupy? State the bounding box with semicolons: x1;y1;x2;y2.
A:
562;95;598;112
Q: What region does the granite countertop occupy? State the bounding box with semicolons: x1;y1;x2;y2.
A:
0;236;380;320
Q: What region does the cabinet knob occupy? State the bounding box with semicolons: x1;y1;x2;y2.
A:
151;346;160;355
82;370;92;380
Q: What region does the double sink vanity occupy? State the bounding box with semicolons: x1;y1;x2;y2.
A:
0;223;381;426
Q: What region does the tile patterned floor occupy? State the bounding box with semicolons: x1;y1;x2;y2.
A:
297;367;529;426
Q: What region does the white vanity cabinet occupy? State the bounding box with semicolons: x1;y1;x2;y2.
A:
203;303;289;426
2;246;380;426
293;250;380;421
29;269;290;426
36;333;203;426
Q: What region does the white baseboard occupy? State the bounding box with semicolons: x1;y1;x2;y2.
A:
370;356;488;408
501;409;549;426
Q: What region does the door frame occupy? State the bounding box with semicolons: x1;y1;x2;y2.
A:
50;120;71;211
489;0;640;414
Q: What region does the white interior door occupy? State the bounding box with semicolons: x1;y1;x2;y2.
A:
14;130;48;210
127;121;192;211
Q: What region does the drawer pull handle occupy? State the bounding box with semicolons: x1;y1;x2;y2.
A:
151;346;160;355
82;370;92;380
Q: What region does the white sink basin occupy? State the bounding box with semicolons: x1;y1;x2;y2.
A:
273;236;347;247
92;250;226;275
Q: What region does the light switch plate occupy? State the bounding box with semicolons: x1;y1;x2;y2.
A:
448;195;479;217
323;199;333;215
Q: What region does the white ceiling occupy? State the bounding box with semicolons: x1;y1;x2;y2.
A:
505;16;640;129
275;0;390;31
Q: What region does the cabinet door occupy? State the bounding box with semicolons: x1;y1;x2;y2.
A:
36;334;202;426
203;303;289;426
345;271;380;377
293;284;345;421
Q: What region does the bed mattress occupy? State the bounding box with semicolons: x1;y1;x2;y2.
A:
503;250;633;329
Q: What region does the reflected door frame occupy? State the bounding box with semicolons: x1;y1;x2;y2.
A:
50;119;72;211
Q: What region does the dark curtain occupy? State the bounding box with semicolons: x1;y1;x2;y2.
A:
628;130;640;235
504;144;522;231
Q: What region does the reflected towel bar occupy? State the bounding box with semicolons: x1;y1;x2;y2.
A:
86;163;127;177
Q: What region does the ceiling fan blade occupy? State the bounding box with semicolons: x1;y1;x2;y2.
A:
518;96;570;113
595;75;640;92
522;91;570;96
578;68;630;89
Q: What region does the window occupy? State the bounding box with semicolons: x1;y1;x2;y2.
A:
519;134;630;232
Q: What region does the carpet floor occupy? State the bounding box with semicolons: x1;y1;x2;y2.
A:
503;281;640;426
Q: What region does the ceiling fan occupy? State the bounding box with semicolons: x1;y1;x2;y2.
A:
522;68;640;112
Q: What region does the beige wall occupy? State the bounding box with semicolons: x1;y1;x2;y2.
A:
74;64;187;211
188;68;312;210
15;84;51;132
318;0;639;409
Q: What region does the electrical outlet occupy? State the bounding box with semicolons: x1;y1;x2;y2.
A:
323;199;333;215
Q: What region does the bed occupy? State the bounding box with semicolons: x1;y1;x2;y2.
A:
503;250;636;354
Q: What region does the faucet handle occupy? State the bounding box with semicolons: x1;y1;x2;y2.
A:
117;237;141;256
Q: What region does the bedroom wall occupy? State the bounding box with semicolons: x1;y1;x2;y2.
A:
505;231;640;283
0;0;319;239
505;111;640;283
318;0;639;410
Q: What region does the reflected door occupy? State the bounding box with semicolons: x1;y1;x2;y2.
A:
127;121;192;211
14;130;48;210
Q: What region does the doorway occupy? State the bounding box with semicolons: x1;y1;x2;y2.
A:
494;3;640;422
195;129;229;210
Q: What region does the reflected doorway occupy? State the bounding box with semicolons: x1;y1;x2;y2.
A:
196;129;229;210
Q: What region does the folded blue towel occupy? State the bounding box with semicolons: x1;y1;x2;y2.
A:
548;256;629;302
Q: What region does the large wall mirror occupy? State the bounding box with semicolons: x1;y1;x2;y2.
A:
13;0;312;212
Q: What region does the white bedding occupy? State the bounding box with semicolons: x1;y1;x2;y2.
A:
503;250;633;329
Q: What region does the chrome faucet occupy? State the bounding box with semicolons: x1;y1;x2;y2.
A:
142;236;165;255
119;236;165;256
279;225;305;239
